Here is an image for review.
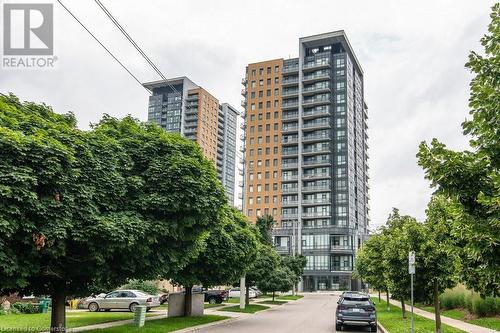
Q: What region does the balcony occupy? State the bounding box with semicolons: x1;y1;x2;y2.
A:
302;71;330;83
282;77;299;86
302;198;331;205
303;134;331;143
241;100;247;108
331;266;353;272
303;84;331;97
302;172;331;180
282;148;299;156
282;89;299;98
302;96;331;107
303;120;331;130
303;146;331;154
302;185;331;192
241;88;247;96
282;112;299;121
241;77;247;85
282;213;299;219
275;246;291;254
303;59;331;72
282;137;298;145
283;64;299;74
184;115;198;122
282;200;299;206
184;127;197;134
303;107;331;119
282;162;298;170
282;100;299;110
302;159;332;167
282;187;299;194
302;211;331;218
282;175;299;181
281;124;299;133
330;245;354;253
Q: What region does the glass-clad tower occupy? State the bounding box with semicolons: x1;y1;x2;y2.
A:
242;31;369;291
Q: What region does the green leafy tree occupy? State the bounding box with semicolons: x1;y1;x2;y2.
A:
244;245;281;304
170;207;259;315
420;195;459;333
354;232;389;304
282;255;307;295
258;266;294;301
382;209;426;318
255;214;274;246
0;95;226;332
417;4;499;297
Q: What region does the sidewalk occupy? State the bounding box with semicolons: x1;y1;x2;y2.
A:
386;297;497;333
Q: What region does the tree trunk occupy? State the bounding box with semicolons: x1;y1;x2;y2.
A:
292;283;296;296
184;286;193;317
401;298;406;318
50;287;66;333
272;291;275;302
245;282;250;306
386;288;390;311
434;281;442;333
378;290;381;302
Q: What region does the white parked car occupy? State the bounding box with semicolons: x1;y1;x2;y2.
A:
228;288;257;298
83;290;160;312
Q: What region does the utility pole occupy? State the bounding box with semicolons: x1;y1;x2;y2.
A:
408;251;415;333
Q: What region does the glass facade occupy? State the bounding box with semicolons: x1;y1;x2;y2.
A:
271;32;369;291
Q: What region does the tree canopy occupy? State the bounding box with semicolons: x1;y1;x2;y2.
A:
0;94;226;330
417;4;499;297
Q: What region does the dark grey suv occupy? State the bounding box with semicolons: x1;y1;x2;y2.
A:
335;294;377;332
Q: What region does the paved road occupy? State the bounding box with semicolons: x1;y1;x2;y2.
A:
202;293;374;333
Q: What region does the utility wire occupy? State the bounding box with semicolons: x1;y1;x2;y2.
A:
93;0;181;96
56;0;150;92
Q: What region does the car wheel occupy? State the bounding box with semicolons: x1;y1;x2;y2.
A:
335;323;342;331
371;325;377;332
208;297;217;304
104;309;110;312
129;302;139;312
146;308;152;312
88;302;99;312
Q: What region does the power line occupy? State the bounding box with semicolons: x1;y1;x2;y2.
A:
93;0;181;96
56;0;150;92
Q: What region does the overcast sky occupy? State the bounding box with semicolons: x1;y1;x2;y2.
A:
0;0;495;228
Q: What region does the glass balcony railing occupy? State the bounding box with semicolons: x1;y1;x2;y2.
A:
302;159;331;166
302;211;331;218
283;64;299;73
282;149;299;156
302;198;331;205
282;124;299;132
282;187;299;193
302;185;330;191
302;172;331;179
282;77;299;85
282;162;298;169
303;146;331;154
331;266;353;272
303;107;331;117
303;120;330;129
282;101;299;109
282;136;298;144
303;134;331;142
283;89;299;97
282;112;299;120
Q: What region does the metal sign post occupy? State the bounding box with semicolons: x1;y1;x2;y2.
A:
408;251;415;333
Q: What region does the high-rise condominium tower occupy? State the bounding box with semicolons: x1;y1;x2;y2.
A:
241;31;369;291
144;77;238;205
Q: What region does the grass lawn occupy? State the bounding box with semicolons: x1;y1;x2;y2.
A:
225;298;241;303
220;304;269;314
277;295;304;301
371;298;465;333
83;315;228;333
204;303;224;309
0;311;159;332
414;304;500;331
258;300;287;305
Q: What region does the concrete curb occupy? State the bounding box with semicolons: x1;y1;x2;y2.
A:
377;321;388;333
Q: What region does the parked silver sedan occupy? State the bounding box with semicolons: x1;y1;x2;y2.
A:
84;290;160;312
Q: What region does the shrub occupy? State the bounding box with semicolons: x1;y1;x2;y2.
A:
440;288;467;309
12;302;39;314
467;294;499;317
122;280;159;295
